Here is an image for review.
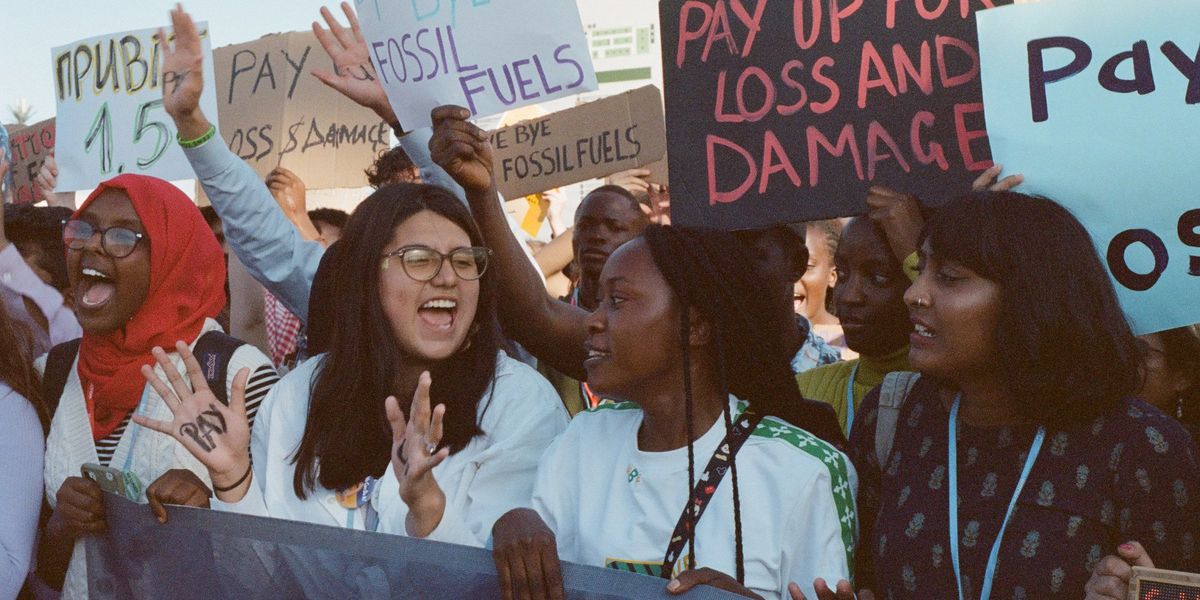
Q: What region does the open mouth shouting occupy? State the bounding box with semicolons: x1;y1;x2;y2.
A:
418;297;459;332
77;263;118;311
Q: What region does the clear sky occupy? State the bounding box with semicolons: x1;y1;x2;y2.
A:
1;0;347;124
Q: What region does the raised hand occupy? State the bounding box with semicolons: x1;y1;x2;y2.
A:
646;183;672;225
429;106;494;196
132;341;252;498
312;2;397;125
386;371;450;537
266;167;308;217
972;164;1024;192
788;578;873;600
159;4;207;131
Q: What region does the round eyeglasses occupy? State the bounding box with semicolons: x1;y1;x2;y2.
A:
63;220;146;259
381;245;492;281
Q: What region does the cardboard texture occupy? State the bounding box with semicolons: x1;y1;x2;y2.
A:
6;118;55;204
659;0;1011;230
52;24;220;191
213;31;391;190
488;85;666;200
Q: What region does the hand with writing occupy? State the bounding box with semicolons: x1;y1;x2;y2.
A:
160;4;213;140
386;371;451;538
312;2;397;126
865;185;924;265
788;579;874;600
429;106;494;197
132;341;253;501
1084;542;1155;600
972;164;1024;192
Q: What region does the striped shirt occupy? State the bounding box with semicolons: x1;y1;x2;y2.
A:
95;364;278;466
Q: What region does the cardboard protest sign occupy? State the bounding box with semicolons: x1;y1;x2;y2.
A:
213;32;391;189
51;24;220;191
6;118;55;204
488;85;666;199
356;0;599;130
978;0;1200;335
659;0;1010;230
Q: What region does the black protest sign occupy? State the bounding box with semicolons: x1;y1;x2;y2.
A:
660;0;1011;230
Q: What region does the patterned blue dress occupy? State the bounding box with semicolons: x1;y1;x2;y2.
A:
848;377;1199;599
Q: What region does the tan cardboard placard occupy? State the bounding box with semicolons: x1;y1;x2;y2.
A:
6;118;56;205
488;85;666;200
213;32;391;190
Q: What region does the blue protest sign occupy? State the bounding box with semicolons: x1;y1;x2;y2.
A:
978;0;1200;334
86;494;743;600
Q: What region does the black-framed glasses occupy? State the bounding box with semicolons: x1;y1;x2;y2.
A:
381;245;492;281
63;220;146;259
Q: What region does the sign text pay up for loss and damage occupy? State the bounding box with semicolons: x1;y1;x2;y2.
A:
662;0;1008;229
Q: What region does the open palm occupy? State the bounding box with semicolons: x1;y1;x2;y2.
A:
159;5;206;120
312;2;397;125
133;341;252;482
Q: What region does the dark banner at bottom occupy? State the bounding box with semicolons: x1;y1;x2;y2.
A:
86;494;741;599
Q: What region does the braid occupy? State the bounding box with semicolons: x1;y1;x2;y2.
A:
714;322;746;584
680;301;698;572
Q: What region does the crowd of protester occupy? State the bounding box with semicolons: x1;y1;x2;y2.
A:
0;4;1197;600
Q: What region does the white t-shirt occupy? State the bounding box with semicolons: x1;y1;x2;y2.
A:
533;398;857;600
215;350;569;547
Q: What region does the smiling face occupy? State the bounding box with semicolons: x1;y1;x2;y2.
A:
583;238;683;402
796;223;837;319
572;191;647;285
66;190;152;334
379;210;480;363
832;218;911;356
904;240;1002;382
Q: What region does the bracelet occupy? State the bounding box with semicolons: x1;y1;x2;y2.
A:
212;463;252;493
177;124;216;149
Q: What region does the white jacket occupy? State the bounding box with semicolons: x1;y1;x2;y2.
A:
214;350;569;547
40;319;275;600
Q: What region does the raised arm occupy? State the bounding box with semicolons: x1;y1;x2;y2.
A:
161;5;323;321
429;107;589;380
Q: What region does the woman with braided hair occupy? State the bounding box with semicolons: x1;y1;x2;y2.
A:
427;107;855;600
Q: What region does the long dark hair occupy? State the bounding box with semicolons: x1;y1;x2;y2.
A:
641;225;843;583
0;302;46;431
923;191;1141;425
292;184;502;498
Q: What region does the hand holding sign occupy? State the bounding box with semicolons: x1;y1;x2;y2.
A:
430;106;494;197
311;2;396;126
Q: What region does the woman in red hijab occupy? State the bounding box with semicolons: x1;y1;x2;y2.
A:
35;174;279;600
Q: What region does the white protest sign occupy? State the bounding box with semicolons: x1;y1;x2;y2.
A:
52;24;220;191
355;0;598;130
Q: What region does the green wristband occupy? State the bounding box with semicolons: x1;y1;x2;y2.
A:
178;125;216;149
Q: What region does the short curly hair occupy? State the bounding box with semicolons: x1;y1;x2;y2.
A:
364;146;418;189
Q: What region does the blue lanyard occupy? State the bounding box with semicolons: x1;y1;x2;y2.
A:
115;387;152;500
342;477;380;532
947;395;1045;600
844;363;860;432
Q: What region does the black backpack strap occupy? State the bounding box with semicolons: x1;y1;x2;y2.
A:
192;331;246;406
41;338;82;419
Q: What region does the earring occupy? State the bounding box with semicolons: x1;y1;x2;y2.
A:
1177;396;1185;419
